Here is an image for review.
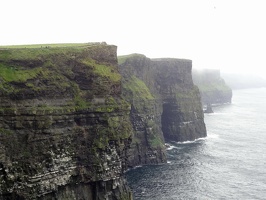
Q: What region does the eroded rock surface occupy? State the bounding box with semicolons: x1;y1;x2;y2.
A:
0;44;133;199
0;45;207;199
119;54;206;166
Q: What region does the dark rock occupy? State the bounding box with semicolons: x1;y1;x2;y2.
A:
0;45;207;199
0;44;133;199
119;54;207;166
204;103;214;113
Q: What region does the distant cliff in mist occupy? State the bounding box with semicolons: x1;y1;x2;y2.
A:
192;69;232;105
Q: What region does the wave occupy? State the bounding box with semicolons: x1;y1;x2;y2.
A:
166;134;219;148
205;112;230;116
165;143;179;150
165;137;207;150
174;137;207;144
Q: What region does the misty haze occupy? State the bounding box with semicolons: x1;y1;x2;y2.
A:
1;0;266;200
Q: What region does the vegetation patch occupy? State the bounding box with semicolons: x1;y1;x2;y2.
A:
82;58;121;82
0;43;99;49
123;75;154;101
148;134;164;148
74;95;91;110
118;53;146;65
0;128;13;135
0;63;42;82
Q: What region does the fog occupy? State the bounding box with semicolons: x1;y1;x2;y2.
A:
1;0;266;78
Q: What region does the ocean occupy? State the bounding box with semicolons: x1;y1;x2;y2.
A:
126;88;266;200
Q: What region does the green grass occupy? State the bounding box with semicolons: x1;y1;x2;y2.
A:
118;53;146;65
0;46;83;62
0;42;109;62
0;42;122;112
0;43;89;62
74;95;91;110
0;42;119;84
0;63;42;82
82;58;121;82
0;42;102;49
123;75;154;100
149;136;164;148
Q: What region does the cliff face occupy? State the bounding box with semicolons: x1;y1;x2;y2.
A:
118;55;166;167
0;44;133;199
0;45;207;199
119;55;206;165
192;69;232;105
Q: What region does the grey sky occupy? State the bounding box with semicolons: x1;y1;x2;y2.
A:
1;0;266;77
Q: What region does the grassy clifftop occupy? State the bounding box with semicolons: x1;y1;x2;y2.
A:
0;43;122;111
0;42;106;49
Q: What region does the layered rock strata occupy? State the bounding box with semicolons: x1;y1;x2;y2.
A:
0;45;207;199
119;54;206;161
0;44;133;199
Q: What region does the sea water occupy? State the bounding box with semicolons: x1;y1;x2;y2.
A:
126;88;266;199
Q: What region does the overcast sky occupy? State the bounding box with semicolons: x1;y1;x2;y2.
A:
1;0;266;77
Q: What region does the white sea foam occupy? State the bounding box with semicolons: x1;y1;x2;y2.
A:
173;137;207;145
165;143;178;150
133;165;142;169
125;165;142;172
205;112;229;116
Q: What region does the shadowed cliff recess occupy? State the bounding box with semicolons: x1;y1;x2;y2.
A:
0;43;206;199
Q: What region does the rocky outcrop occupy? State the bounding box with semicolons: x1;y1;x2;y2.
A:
0;44;133;199
192;69;232;105
119;54;206;165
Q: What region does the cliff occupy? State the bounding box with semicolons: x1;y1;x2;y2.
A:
119;54;206;166
192;69;232;105
0;44;207;199
0;43;133;199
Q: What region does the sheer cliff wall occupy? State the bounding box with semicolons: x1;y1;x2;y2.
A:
119;54;206;167
0;45;207;199
0;44;133;199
